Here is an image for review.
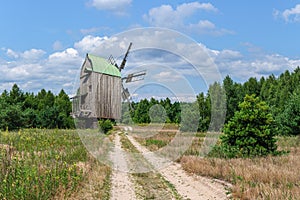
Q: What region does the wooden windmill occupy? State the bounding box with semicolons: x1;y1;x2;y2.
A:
72;42;145;123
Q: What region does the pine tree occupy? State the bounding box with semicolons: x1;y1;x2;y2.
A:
220;94;278;158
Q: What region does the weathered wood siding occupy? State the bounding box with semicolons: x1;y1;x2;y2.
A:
93;72;121;119
79;58;121;119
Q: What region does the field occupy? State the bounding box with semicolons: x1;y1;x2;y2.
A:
133;129;300;200
0;129;111;200
1;128;299;199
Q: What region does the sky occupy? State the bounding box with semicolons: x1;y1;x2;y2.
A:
1;0;300;100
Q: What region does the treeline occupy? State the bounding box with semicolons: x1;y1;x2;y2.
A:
0;84;74;130
1;67;299;134
122;67;300;135
223;67;299;135
121;98;181;124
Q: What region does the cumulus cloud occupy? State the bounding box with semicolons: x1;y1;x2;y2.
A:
1;29;299;96
5;48;45;60
22;49;46;60
6;49;19;59
274;4;300;22
213;49;299;81
48;48;81;65
0;47;83;94
144;2;216;27
74;35;110;54
153;71;182;83
188;20;234;36
143;2;231;36
88;0;131;14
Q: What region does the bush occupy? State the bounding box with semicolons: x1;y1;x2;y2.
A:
215;94;278;158
99;119;113;134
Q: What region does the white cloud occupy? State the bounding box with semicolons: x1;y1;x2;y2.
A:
143;2;231;36
74;35;109;54
0;47;83;94
145;2;216;27
214;49;243;61
274;4;300;22
21;49;46;60
188;20;234;36
153;71;181;82
48;48;80;65
177;2;217;14
0;62;43;83
214;49;299;81
6;49;19;59
89;0;131;14
5;48;45;60
1;28;299;96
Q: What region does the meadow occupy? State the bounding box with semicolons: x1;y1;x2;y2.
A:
1;127;299;199
0;129;111;200
133;129;300;200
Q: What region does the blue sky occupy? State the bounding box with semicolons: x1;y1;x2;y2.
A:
1;0;300;100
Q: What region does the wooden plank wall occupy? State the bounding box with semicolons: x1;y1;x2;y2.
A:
93;72;121;119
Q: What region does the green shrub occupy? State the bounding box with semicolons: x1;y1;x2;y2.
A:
99;119;113;134
215;94;278;158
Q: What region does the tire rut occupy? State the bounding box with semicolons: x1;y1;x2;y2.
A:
126;134;230;200
109;134;136;200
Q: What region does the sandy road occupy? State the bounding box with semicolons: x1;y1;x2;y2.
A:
126;134;230;200
109;134;136;200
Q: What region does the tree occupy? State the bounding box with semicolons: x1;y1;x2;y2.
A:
197;92;210;132
149;104;167;123
9;84;24;105
171;101;181;124
219;94;278;158
243;77;260;97
180;102;199;132
208;82;226;131
276;89;300;135
133;99;150;123
0;104;24;130
54;89;74;128
223;75;241;122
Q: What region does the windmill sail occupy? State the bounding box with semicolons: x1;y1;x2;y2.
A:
121;87;131;101
122;70;146;83
119;42;132;71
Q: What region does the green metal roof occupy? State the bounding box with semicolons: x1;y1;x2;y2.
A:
86;54;121;77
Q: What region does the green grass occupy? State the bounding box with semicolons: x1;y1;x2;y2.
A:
0;129;89;200
145;139;168;148
119;133;139;153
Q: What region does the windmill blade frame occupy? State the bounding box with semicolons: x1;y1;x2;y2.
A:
122;70;146;83
119;42;132;72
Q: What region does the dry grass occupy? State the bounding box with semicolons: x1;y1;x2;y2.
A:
181;136;300;200
134;131;176;151
119;132;182;199
67;156;112;200
183;132;206;156
132;172;179;200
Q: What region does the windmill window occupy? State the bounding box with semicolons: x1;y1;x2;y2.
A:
89;85;92;92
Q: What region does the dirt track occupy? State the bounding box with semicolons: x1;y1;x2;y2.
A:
110;134;136;200
109;130;230;200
